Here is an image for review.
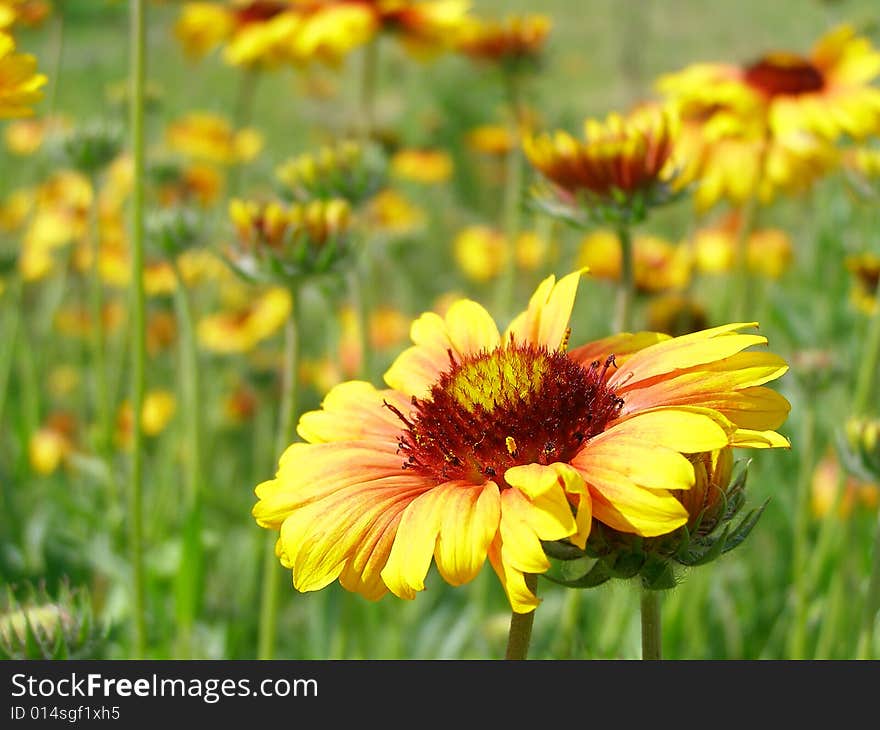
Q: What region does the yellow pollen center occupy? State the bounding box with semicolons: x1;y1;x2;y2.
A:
445;347;547;414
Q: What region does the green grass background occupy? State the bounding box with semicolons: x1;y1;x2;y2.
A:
2;0;880;659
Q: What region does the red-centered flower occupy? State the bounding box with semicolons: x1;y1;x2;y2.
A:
253;271;790;612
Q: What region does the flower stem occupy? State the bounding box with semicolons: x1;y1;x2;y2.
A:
127;0;148;659
613;223;635;332
171;261;205;658
88;173;111;456
855;277;880;659
257;296;300;660
787;400;815;659
505;574;538;659
640;586;662;660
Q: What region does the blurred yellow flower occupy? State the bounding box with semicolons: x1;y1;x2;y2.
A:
525;104;679;210
692;214;794;279
166;112;263;165
390;148;453;184
846;252;880;314
457;13;551;67
577;229;691;293
338;302;411;378
452;225;553;282
0;31;46;118
29;412;76;476
198;286;292;354
0;0;52;30
812;450;878;519
116;390;178;449
54;301;126;340
365;188;424;235
3;114;68;156
0;186;33;231
466;123;516;156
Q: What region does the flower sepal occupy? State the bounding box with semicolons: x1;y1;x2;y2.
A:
543;457;767;591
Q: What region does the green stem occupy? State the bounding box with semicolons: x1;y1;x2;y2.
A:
855;277;880;659
505;574;538;659
171;261;205;658
613;223;635;332
494;72;525;321
88;174;111;455
852;278;880;417
787;401;815;659
128;0;148;659
257;300;300;660
640;586;662;660
0;277;23;429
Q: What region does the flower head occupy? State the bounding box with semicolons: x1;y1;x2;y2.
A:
846;252;880;314
0;31;46;118
457;13;551;73
253;270;789;612
198;285;292;354
275;139;387;204
525;105;680;224
165;112;263;166
226;196;353;285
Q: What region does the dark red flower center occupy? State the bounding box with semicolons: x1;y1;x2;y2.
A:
743;53;825;98
387;342;623;487
234;1;288;26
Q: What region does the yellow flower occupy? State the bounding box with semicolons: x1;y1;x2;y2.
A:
253;270;789;613
457;13;551;67
0;31;47;118
115;390;177;449
466;123;516;156
453;225;506;282
0;0;52;30
174;2;235;60
525;104;679;213
0;186;33;231
846;252;880;314
365;188;424;235
452;225;552;282
812;450;878;519
29;412;76;476
4;114;68;156
577;229;691;293
390;148;453;184
374;0;471;58
658;25;880;143
198;286;292;354
165;112;263;165
692;214;794;279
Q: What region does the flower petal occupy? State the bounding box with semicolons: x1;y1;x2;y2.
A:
381;482;457;599
504;269;585;350
434;481;501;586
445;299;501;356
605;406;735;452
296;380;411;444
584;467;689;536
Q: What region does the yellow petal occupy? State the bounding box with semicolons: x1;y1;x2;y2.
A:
444;299;500;356
381;483;453;599
586;467;689;536
504;269;586;350
605;406;734;453
434;482;500;586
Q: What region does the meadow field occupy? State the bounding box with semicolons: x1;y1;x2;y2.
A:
1;0;880;661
